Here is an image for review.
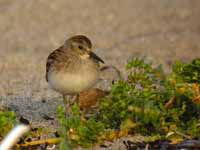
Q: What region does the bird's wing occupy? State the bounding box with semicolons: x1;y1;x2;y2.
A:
45;46;65;81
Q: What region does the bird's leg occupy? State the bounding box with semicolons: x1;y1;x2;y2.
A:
63;94;77;115
63;94;72;115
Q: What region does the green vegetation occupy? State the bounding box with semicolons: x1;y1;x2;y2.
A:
173;58;200;83
0;109;16;138
57;104;104;149
57;58;200;149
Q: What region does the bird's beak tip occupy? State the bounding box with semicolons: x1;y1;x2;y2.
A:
89;52;105;64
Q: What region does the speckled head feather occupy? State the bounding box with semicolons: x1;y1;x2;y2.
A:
65;35;92;49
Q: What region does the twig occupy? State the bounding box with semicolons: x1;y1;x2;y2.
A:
16;138;61;147
165;96;176;109
174;130;191;139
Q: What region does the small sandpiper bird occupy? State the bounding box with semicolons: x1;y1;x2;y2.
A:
46;35;104;113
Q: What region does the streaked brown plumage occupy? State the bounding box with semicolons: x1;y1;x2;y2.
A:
46;35;104;112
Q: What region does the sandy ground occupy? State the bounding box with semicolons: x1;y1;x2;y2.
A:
0;0;200;148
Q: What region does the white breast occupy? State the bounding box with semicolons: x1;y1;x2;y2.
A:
48;68;99;94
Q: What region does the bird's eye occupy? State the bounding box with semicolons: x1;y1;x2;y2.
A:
78;45;83;50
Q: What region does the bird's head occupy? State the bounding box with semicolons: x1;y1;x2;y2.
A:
65;35;104;63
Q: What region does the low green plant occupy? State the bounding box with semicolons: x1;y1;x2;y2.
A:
57;104;104;149
57;57;200;149
172;58;200;83
99;58;200;136
0;110;16;138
